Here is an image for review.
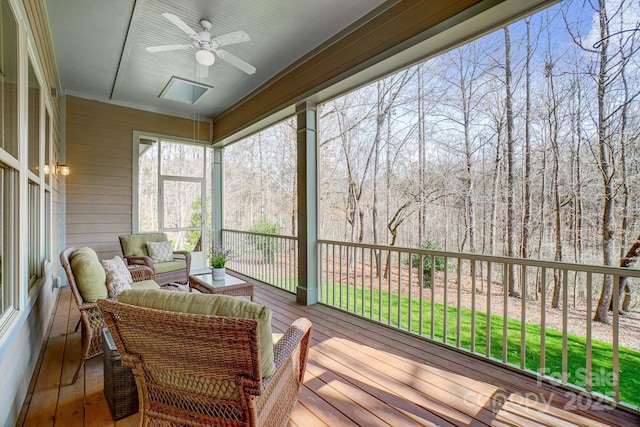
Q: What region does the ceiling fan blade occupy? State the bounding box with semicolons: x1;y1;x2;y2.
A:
196;64;209;79
162;13;198;38
215;49;256;75
213;31;251;47
146;44;193;53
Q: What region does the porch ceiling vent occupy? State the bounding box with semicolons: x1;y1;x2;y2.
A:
159;76;212;105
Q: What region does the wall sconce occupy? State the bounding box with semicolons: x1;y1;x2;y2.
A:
58;163;70;176
43;162;69;176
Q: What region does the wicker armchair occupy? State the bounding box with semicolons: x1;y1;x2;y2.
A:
98;298;312;427
60;247;156;384
119;233;191;286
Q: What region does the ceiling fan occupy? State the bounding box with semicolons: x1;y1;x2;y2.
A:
146;13;256;77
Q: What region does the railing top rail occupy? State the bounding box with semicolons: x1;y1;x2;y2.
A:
318;239;640;277
222;228;298;241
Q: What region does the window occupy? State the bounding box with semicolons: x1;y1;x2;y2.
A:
0;0;17;320
136;136;210;262
44;111;50;185
27;181;40;289
44;190;51;264
0;0;18;158
0;164;16;318
27;61;40;174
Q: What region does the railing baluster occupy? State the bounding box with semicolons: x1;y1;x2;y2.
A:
416;253;422;336
586;271;592;392
486;261;492;358
397;251;402;329
562;268;568;384
502;263;508;363
387;249;392;326
378;249;382;322
346;246;351;312
369;247;374;318
318;242;324;301
613;273;620;401
456;258;462;348
471;258;476;353
361;246;366;317
430;254;435;340
540;267;547;376
520;264;527;369
408;251;413;332
443;256;448;344
419;254;424;337
339;245;343;309
332;244;336;306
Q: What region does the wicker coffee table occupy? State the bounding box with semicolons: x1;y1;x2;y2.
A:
188;270;254;301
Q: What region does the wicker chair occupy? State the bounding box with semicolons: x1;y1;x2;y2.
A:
60;247;156;384
98;298;312;427
119;233;191;286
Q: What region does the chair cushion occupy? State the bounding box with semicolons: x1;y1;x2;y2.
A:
120;233;167;257
153;260;187;274
118;289;275;377
147;241;174;263
101;256;133;297
130;280;161;290
70;247;108;302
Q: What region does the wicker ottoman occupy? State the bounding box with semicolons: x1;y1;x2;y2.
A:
102;328;139;419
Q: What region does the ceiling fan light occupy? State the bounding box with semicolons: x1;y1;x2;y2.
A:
195;49;215;66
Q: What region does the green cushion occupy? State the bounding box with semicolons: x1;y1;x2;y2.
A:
69;247;108;302
130;279;161;290
153;260;186;274
120;233;167;257
118;289;275;377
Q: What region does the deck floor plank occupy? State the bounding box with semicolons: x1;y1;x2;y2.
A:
55;296;85;426
21;287;72;426
19;284;640;427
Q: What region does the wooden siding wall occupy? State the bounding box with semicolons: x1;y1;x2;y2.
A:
65;96;210;259
1;0;64;424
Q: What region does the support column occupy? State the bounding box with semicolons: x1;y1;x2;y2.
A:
213;147;224;246
296;101;318;305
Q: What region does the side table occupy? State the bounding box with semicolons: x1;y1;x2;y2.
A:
188;270;254;300
102;328;138;420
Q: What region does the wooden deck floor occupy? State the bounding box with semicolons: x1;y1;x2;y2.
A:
17;282;640;426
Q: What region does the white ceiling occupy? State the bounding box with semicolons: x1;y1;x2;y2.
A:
46;0;392;120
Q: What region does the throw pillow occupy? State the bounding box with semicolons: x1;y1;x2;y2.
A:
101;256;133;297
146;241;173;263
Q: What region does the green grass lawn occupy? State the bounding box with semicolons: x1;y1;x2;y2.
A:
320;282;640;408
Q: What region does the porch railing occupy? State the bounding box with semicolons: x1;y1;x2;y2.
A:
222;228;298;293
219;231;640;409
318;239;640;411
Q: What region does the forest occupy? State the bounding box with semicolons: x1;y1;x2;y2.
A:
223;0;640;323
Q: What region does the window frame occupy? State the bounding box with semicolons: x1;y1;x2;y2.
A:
132;131;211;269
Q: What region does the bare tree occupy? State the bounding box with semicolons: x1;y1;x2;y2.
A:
504;26;519;297
562;0;640;323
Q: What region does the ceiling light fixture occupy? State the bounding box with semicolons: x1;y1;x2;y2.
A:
195;49;215;66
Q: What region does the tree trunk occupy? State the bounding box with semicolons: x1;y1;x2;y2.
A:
593;0;614;324
520;18;532;261
613;42;631;312
418;64;426;245
545;60;563;308
504;26;519;297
